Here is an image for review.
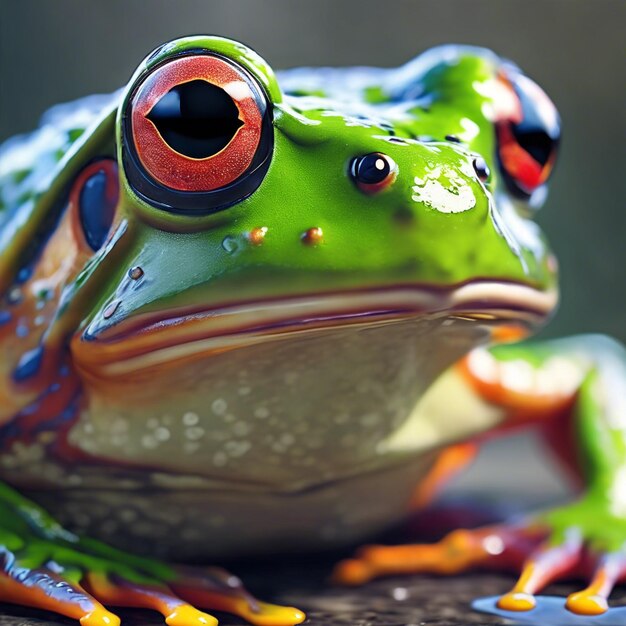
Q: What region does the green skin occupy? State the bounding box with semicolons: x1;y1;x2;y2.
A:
0;35;625;621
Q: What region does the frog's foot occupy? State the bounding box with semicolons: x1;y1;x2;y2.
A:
0;539;305;626
333;523;546;584
332;514;626;616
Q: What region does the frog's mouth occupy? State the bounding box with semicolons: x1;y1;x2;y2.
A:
74;280;557;377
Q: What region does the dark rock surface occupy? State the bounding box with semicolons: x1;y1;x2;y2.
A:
2;560;625;626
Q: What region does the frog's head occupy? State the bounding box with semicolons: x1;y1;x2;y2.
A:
13;38;560;477
63;38;559;373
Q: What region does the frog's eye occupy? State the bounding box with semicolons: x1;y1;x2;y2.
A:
350;153;398;193
495;69;560;201
123;53;273;215
70;159;119;251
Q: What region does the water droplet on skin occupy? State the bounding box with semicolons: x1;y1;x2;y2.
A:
182;411;199;426
0;311;12;326
103;300;121;320
212;398;228;415
222;236;240;254
128;266;144;280
7;287;22;304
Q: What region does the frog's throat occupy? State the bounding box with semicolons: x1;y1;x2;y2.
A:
71;279;557;378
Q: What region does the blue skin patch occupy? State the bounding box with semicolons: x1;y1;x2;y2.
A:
13;346;44;382
473;596;626;626
79;167;116;251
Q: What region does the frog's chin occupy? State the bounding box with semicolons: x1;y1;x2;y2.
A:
73;279;557;378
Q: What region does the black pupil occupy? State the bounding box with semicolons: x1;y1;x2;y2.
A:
147;80;243;158
354;154;390;184
511;124;555;166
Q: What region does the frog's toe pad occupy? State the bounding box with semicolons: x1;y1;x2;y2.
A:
497;534;626;616
170;566;306;626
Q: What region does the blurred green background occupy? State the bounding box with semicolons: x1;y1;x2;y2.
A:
0;0;623;343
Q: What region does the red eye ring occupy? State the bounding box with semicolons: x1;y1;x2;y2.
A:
131;54;263;193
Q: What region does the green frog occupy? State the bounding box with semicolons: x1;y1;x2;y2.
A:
0;35;624;626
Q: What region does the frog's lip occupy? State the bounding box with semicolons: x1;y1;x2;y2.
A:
74;279;557;376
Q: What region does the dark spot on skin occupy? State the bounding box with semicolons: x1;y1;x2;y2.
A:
128;266;144;280
103;300;121;320
0;311;11;326
394;208;414;224
13;346;44;382
387;137;408;145
445;134;461;143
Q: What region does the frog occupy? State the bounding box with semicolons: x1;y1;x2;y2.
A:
0;34;625;626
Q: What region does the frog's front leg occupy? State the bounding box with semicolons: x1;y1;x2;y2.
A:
334;334;626;616
0;481;304;626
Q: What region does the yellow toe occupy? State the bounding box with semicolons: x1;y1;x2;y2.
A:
165;605;219;626
79;608;121;626
244;602;306;626
566;591;608;616
497;592;537;612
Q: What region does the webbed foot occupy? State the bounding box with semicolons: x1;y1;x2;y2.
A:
0;486;305;626
333;503;626;616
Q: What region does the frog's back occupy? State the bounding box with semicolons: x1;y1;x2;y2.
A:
0;92;119;231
